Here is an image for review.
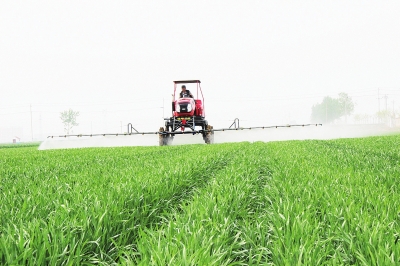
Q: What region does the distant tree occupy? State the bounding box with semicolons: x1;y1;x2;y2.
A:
311;93;354;124
311;96;341;124
338;92;355;120
60;109;80;134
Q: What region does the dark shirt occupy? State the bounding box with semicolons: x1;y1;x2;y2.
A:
179;90;193;98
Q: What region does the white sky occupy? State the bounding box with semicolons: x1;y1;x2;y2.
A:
1;1;400;141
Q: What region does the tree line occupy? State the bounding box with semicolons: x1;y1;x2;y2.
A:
311;93;354;124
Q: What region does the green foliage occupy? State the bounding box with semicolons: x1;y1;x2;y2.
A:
0;142;40;149
376;110;392;119
311;93;354;124
338;92;355;117
1;136;399;265
60;109;80;134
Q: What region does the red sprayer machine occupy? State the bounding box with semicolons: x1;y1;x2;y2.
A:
41;79;321;149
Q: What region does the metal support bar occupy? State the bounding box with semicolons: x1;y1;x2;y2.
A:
46;123;322;139
127;123;139;134
229;118;240;129
215;123;322;132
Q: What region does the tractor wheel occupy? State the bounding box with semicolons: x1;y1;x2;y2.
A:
159;127;165;146
159;127;174;146
205;125;214;144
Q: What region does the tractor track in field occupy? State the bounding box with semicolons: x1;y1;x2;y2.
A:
139;146;240;220
124;145;244;261
133;143;279;265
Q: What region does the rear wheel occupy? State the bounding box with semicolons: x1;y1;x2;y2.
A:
204;125;214;144
159;127;166;146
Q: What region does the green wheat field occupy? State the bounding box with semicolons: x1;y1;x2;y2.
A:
1;136;399;265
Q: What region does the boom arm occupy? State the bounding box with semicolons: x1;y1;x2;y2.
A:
46;123;322;138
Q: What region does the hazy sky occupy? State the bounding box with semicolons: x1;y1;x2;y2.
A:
1;1;399;141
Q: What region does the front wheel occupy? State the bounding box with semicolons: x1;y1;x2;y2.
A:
159;127;174;146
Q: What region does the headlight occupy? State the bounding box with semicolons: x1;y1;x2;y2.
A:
187;104;192;112
176;104;180;112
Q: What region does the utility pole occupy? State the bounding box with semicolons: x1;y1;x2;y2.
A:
384;95;388;112
378;88;380;112
30;104;33;141
384;95;388;125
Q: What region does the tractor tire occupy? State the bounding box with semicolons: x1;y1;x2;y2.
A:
159;127;165;146
159;127;174;146
205;125;214;144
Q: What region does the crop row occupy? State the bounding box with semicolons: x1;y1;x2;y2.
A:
1;144;241;265
1;135;399;265
128;136;400;265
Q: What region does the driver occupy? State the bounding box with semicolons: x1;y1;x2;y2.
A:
179;85;193;98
